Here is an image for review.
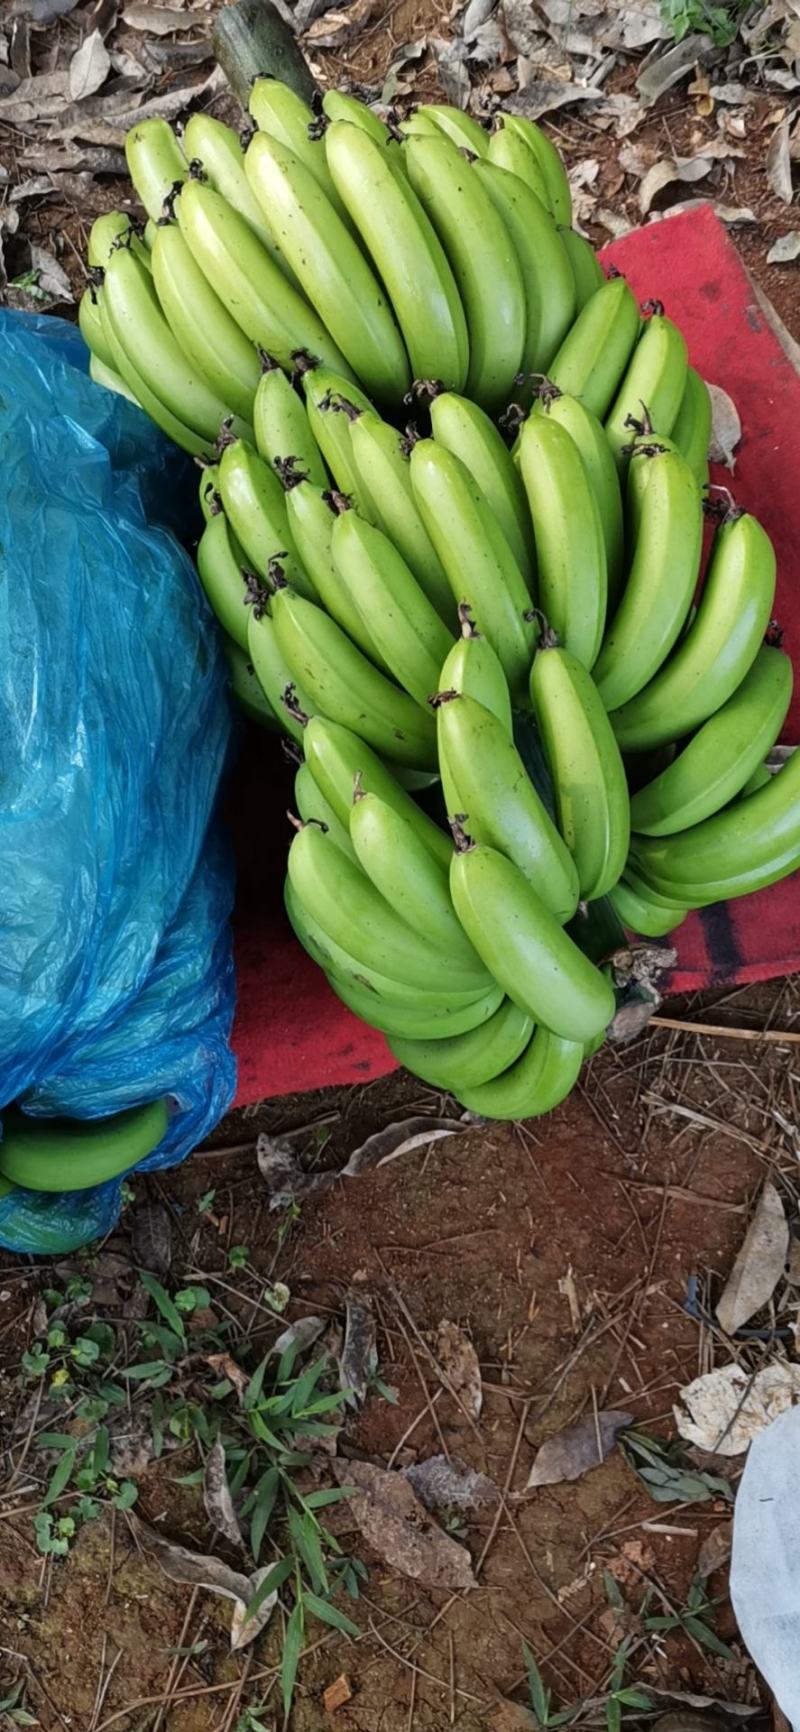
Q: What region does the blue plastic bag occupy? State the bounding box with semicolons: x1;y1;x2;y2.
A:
0;310;238;1253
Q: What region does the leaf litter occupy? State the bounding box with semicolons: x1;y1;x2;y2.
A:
675;1362;800;1454
330;1457;477;1589
715;1179;788;1334
339;1288;377;1405
525;1408;633;1489
203;1438;245;1549
131;1516;279;1648
404;1452;499;1512
435;1319;482;1419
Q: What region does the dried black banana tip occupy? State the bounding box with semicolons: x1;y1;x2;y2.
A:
497;401;525;436
160;180;184;221
704;483;742;523
641;297;665;318
624;400;654;438
274;454;309;490
87;265;104;297
267;554;289;590
109;227;134;253
215;416;237;454
322;488;352;515
529;375;562;407
283;686;311;728
399;423;421;457
404;377;444;407
458;602;480;638
239;123;256;151
281;738;304;768
307;114;328;141
242;569;268;618
765;619;784;648
187;158;207;181
208;491;223;517
449;815;474;852
290;348;316;381
428;688;460;709
320;391;360;420
258;348;281;373
352;769;366;803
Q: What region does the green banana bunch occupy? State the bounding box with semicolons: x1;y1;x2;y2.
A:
531;383;624;603
471;160;576;378
330;509;453;705
517;413;608;669
284;478;384;662
182;114;280;259
224;637;279;731
456;1026;586;1120
671;366;712;489
249;78;351;219
151;222;261;423
604;304;688;472
439;610;513;737
125;118;187;221
350;790;488;975
218;437;314;598
530;640;630;901
428;391;534;587
0;1100;168;1193
608;875;688;939
559;227;605;311
253;363;328;488
549;275;641;419
197;511;260;649
348;412;454;621
388;997;533;1092
631;744;800;906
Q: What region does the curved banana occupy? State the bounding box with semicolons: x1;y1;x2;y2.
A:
671;365;712;489
450;839;615;1041
218;437;314;597
300;366;374;508
607;877;687;939
610;507;777;752
348;412;454;621
349;791;489;975
322;88;390;142
89;353;140;405
400;111;442;139
487;121;549;207
331;510;453;705
125;118;187;221
245;131;411;405
604;306;688;472
88;210;151;270
388;998;533;1092
455;1026;584;1120
592;445;702;712
502;114;572;225
325;120;469;389
517;414;607;668
271;586;438;768
249;78;351;218
429;391;533;587
97;290;210;455
285;878;485;1007
151;222;261;422
198;463;221;522
182;113;281;259
558;226;605;311
418;102;489;156
533;383;624;606
327;966;504;1042
631;744;800;906
472;160;575;380
224;635;279;730
739;762;773;797
247;607;317;744
410;439;536;704
284;479;383;663
197;511;260;648
176;179;352;377
549;276;641;420
404;135;526;413
79;283;116;371
439;611;513;738
629;647;793;838
0;1100;168;1193
436;692;580;921
253;363;328;487
624;428;680;545
295;761;357;858
530;641;630;900
304;714;449;869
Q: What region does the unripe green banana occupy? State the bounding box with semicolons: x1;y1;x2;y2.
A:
517;414;607;669
593;445;702;712
631;744;800;905
472;160;576;381
303;715;451;869
400;111;442;139
549;276;641;419
450;840;615;1041
439;611;513;738
271;586;438;768
623;860;693;912
608;876;688;938
284;478;383;661
0;1100;168;1193
247;608;317;743
532;383;624;606
325;120;469;389
249;78;350;217
245;131;411;405
331;509;453;706
218;438;314;597
125;118;188;221
419;103;490;156
197;511;262;648
388;998;533;1092
428;391;533;587
300;367;374;508
322;89;390;142
558;226;605;311
143;218;157;249
176;180;352;377
198;463;222;523
253;364;328;488
284;878;484;1007
436;692;580;921
327;966;504;1041
223;635;279;730
739;761;773;797
88;211;151;270
295;762;357;858
629;648;793;838
79;284;116;371
97;291;209;455
349;790;490;979
89;354;140;406
502;114;572;225
604;306;688;472
624;429;680;546
530;641;630;901
151;222;261;423
410;440;536;704
404;135;526;413
455;1026;585;1120
182;113;281;260
487;120;549;207
610;508;777;752
348;413;454;622
671;365;712;489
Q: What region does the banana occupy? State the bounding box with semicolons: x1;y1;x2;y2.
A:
348;413;454;621
151;222;261;423
739;762;773;796
249;78;351;217
549;275;641;420
558;226;605;311
103;243;250;443
404;135;526;412
271;585;438;768
608;876;688;939
455;1026;584;1120
295;761;357;858
176;179;352;377
285;878;485;1007
97;291;209;454
671;365;712;489
331;509;453;704
400;112;442;139
610;507;777;752
428;391;533;587
487;121;549;207
418;103;489;156
247;608;317;744
89;354;140;406
322;89;390;142
623;860;693;912
349;791;490;976
532;383;624;606
197;511;262;648
325;120;469;389
629;647;793;838
410;440;537;704
285;479;383;661
326;966;505;1041
517;414;607;668
79;283;116;371
218;438;314;597
604;305;688;472
88;211;151;270
388;998;533;1092
223;635;279;729
182;113;274;237
143;218;157;249
198;463;221;522
125;118;188;221
450;839;615;1041
436;692;580;921
0;1100;168;1193
472;161;575;381
592;445;703;712
303;714;451;868
530;641;630;901
624;428;680;546
439;610;513;738
501;114;572;226
631;743;800;906
245;131;411;405
253;362;328;487
300;366;374;508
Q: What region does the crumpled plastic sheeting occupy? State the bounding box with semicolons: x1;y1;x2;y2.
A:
0;310;237;1252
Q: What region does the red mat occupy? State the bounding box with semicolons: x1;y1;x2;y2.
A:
230;203;800;1107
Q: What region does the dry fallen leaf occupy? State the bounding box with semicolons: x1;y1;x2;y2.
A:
708;381;742;470
131;1199;172;1278
132;1518;278;1649
639;154;712;216
716;1180;788;1334
205;1352;250;1399
525;1409;632;1489
69;29;110;102
340;1290;377;1405
436;1320;482;1419
330;1459;477;1589
637;32;713;106
696;1520;732;1579
675;1361;800;1455
229;1565;280;1651
767;114;794;202
767;231;800;263
271;1315;326;1359
203;1440;244;1549
404;1453;499;1512
124;1;201;29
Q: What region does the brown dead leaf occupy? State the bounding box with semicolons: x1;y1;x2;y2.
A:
605;1538;654;1585
767;114;794;203
435;1320;482;1419
404;1454;499;1512
203;1440;244;1549
525;1410;632;1489
707;382;742;471
323;1675;352;1713
229;1566;280;1651
716;1179;788;1334
639;154;712;215
69;29;110;101
696;1520;732;1579
330;1459;477;1590
340;1290;377;1405
131;1199;172;1278
132;1517;277;1650
206;1352;250;1399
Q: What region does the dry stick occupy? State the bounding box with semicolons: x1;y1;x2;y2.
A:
650;1013;800;1045
89;1644;122;1732
386;1391;443;1471
406;1665;417;1732
394;1313;451;1462
366;1617;484;1706
600;1191;668;1410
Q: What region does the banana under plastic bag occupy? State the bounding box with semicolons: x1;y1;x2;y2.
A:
0;309;237;1254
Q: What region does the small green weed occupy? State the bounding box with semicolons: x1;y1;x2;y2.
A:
660;0;753;46
643;1576;737;1660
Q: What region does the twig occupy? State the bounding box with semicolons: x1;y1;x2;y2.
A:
386;1391;443;1471
650;1013;800;1045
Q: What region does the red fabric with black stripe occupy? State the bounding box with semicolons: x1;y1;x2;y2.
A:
230;204;800;1106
